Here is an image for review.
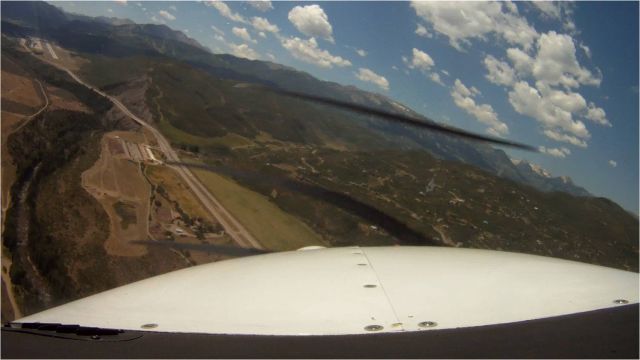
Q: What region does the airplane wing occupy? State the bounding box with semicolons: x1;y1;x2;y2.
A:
3;246;638;358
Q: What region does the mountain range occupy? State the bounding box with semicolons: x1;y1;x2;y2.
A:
1;0;592;198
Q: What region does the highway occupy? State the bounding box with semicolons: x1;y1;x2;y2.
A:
31;41;262;251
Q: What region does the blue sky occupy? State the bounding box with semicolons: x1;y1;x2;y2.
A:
53;1;639;213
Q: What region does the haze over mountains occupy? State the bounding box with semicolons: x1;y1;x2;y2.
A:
3;0;593;198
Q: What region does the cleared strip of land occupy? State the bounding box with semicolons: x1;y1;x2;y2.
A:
191;168;325;251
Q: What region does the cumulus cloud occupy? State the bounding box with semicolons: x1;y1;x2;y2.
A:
509;81;590;143
451;79;509;136
608;160;617;168
532;1;562;19
288;4;334;42
492;31;609;149
281;37;351;68
232;27;256;43
585;102;611;126
484;55;516;86
410;1;538;51
355;48;367;57
429;72;444;86
415;24;432;38
251;16;279;34
247;0;273;12
539;146;571;158
207;1;247;23
230;43;260;60
505;33;601;90
355;68;389;91
530;31;601;88
158;10;176;21
404;48;435;71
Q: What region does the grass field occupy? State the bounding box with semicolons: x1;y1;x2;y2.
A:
191;166;325;251
157;115;254;149
146;165;213;221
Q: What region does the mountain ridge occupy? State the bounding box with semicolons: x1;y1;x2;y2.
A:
1;0;595;199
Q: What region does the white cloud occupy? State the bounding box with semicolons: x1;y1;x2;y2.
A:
506;47;534;75
543;129;588;148
585;102;611;126
498;32;609;149
410;1;538;51
563;19;577;34
532;1;562;19
404;48;435;71
532;0;577;36
288;5;334;42
232;27;257;43
251;16;279;34
391;65;399;71
258;31;266;38
207;1;247;23
230;43;260;60
169;5;177;11
107;8;114;13
484;55;516;86
530;31;601;89
247;0;273;12
539;146;571;158
355;48;367;57
429;72;444;86
415;24;432;38
579;42;591;58
159;10;176;21
441;69;449;76
503;1;518;14
508;81;590;143
608;160;617;168
266;53;276;61
451;79;509;136
504;33;602;91
281;37;351;68
355;68;389;91
211;25;225;36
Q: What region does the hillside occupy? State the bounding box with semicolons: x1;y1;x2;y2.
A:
1;0;593;197
71;42;638;272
